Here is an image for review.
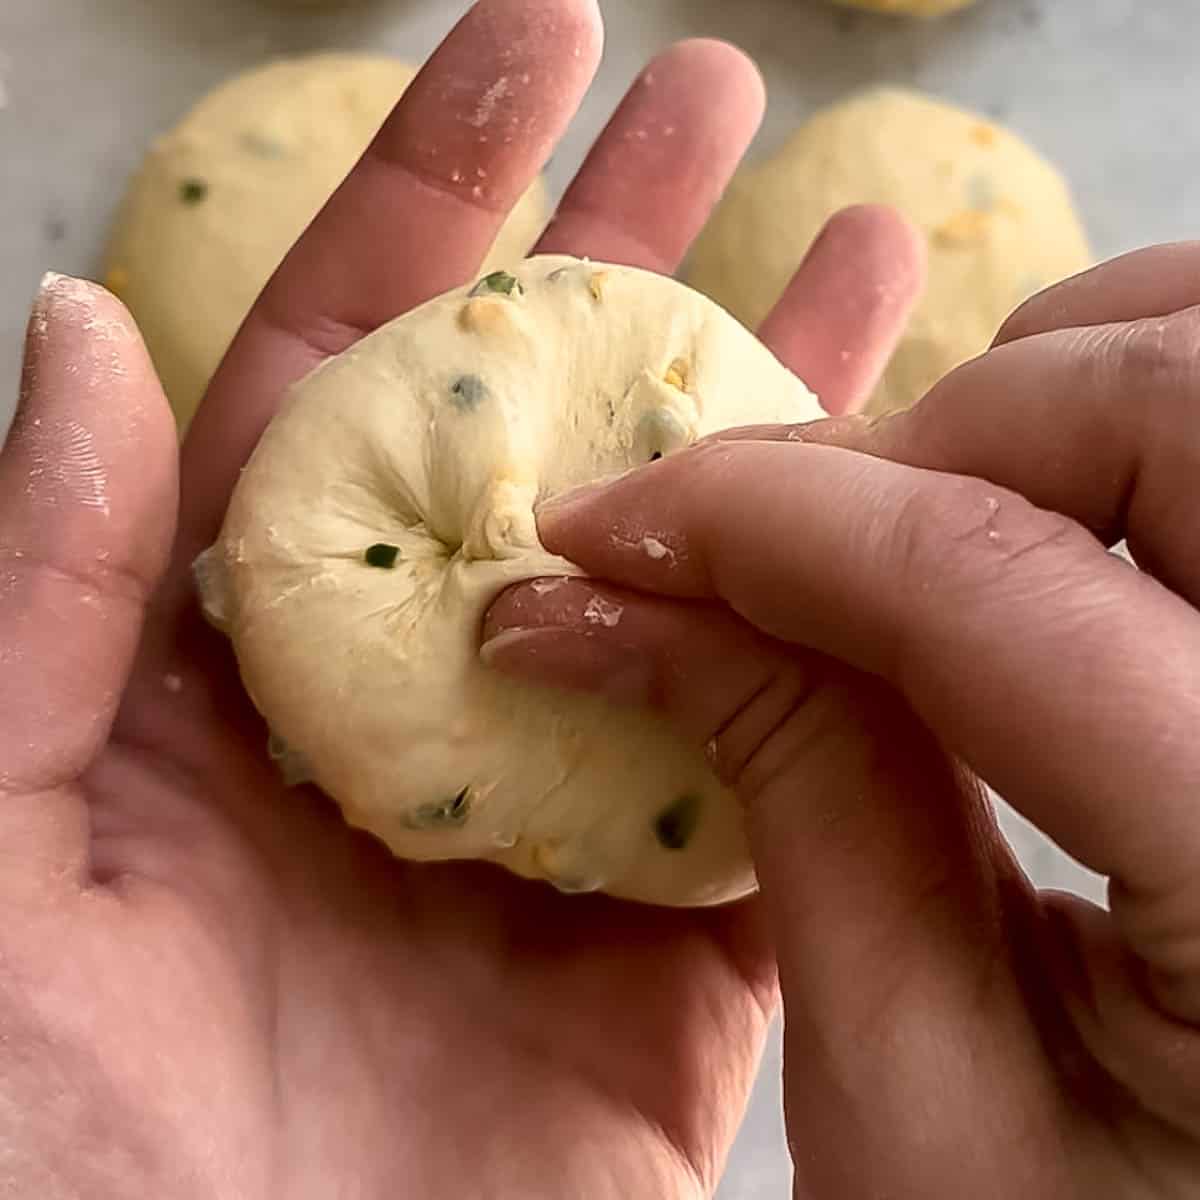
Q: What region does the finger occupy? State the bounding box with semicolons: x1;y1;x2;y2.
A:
746;678;1064;1198
535;39;765;272
725;304;1200;606
482;576;827;792
0;276;176;880
484;552;1066;1195
995;241;1200;345
756;204;925;416
527;438;1200;1013
172;0;604;588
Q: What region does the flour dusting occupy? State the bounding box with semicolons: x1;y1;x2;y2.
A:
468;76;511;128
583;594;623;628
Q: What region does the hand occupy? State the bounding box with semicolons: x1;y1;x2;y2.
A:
484;243;1200;1195
0;1;922;1194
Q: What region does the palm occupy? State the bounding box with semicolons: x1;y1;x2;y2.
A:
20;606;764;1196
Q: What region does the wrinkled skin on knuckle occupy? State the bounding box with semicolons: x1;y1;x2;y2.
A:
729;669;930;832
1122;310;1200;580
731;673;854;805
1115;309;1200;405
884;476;1095;605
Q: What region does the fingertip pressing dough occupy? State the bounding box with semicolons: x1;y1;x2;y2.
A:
831;0;976;16
196;256;823;907
686;88;1092;416
104;54;548;431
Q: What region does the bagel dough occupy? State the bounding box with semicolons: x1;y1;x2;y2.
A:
196;256;822;907
832;0;976;16
104;54;548;431
686;88;1091;416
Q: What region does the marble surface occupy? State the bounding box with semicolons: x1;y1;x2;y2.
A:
4;0;1191;1194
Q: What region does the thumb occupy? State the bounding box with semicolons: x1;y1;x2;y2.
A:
1;273;178;799
481;580;1063;1194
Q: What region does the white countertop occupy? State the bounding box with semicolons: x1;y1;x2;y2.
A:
4;0;1189;1192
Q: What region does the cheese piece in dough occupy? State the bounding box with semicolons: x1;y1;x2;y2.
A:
686;88;1091;416
104;53;548;432
196;256;823;908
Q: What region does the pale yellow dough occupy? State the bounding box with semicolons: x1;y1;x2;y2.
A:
832;0;976;16
196;256;823;907
687;88;1091;416
105;54;548;431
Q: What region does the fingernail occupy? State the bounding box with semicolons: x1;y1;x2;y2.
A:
32;271;106;329
480;627;655;705
23;270;106;357
535;463;638;511
533;483;604;542
540;477;604;516
20;274;69;409
534;467;633;523
19;273;117;413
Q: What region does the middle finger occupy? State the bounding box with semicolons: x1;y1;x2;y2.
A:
535;38;765;271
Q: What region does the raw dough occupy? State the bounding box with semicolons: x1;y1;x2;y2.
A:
104;54;548;431
687;88;1091;416
196;256;822;907
832;0;976;16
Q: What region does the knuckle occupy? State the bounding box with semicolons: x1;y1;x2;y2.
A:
1091;309;1200;405
7;548;149;610
724;668;854;803
257;300;371;364
707;662;812;793
884;477;1092;598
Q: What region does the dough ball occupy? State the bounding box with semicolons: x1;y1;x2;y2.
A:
687;88;1091;416
196;256;823;907
831;0;976;16
104;54;548;431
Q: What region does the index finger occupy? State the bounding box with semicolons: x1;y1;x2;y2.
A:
175;0;603;578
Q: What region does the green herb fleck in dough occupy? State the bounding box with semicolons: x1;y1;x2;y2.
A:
407;786;472;830
364;543;400;569
451;374;487;410
471;270;523;298
654;794;701;851
179;178;209;205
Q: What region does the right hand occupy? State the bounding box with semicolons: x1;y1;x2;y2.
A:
485;243;1200;1196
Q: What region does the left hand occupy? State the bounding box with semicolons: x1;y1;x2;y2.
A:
0;1;920;1194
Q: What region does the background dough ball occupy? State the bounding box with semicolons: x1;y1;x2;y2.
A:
687;88;1091;416
199;257;823;908
104;53;548;431
831;0;977;16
